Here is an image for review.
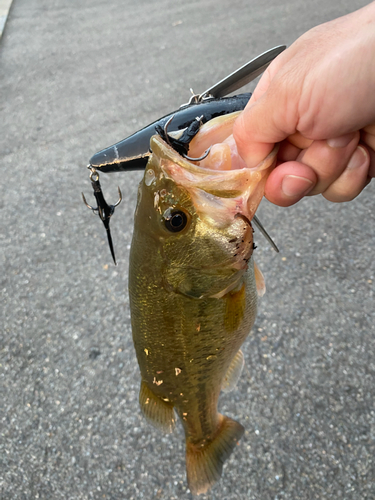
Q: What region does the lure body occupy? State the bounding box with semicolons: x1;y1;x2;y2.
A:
89;94;251;172
85;47;287;261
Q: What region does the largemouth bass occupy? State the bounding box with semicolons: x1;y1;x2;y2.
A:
128;112;277;495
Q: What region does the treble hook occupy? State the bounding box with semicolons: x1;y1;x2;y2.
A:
163;114;211;162
82;167;122;265
182;147;211;162
162;115;175;146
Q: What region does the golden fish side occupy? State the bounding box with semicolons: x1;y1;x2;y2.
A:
129;118;277;495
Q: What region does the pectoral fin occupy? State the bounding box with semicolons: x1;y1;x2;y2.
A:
165;266;243;300
186;415;244;495
139;381;176;433
222;350;245;393
254;260;266;297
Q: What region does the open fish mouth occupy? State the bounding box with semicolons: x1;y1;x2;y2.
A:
149;111;278;226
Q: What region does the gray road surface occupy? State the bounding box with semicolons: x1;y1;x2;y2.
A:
1;0;374;499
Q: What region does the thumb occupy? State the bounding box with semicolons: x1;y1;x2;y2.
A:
233;87;297;168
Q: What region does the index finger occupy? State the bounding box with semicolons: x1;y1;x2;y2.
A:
233;86;297;168
233;52;300;168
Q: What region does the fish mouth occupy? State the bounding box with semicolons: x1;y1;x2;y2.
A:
234;212;252;227
149;126;278;225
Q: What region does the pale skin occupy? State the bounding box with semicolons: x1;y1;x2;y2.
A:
233;1;375;206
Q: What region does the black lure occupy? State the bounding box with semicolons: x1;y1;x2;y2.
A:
83;45;288;263
83;94;251;264
89;94;251;173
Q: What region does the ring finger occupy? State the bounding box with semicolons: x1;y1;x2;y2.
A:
323;145;370;202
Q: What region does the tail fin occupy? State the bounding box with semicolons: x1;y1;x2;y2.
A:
185;415;244;495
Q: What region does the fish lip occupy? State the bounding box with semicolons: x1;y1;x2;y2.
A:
150;133;278;177
234;213;252;228
150;134;214;174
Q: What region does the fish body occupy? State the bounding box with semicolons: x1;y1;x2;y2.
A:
128;115;276;494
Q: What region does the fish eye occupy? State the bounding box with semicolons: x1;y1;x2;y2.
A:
164;209;188;233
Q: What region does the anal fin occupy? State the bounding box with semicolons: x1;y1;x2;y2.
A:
139;381;176;433
222;350;244;393
186;415;244;495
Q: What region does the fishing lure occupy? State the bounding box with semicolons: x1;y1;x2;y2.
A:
82;45;285;263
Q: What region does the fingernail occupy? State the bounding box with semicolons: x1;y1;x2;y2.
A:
327;133;355;148
281;175;314;198
347;145;368;170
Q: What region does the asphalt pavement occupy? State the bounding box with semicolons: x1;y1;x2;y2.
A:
1;0;374;499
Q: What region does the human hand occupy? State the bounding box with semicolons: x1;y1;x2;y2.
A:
233;2;375;206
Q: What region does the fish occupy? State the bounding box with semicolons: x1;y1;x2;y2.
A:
128;111;277;495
